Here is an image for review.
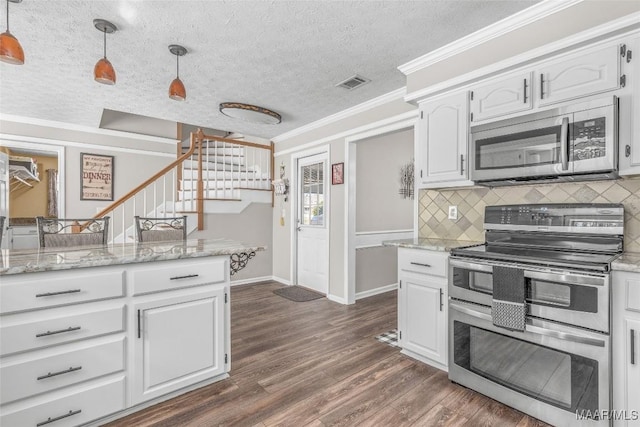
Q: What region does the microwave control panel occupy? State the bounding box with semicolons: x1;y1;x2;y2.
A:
572;117;606;161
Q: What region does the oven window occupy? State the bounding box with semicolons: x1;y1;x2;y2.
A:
453;268;493;294
475;125;562;170
453;321;598;412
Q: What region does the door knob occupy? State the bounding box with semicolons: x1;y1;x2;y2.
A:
297;227;302;231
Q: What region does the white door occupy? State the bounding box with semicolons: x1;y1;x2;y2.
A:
296;154;328;294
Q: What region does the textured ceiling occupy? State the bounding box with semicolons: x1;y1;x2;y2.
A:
0;0;539;139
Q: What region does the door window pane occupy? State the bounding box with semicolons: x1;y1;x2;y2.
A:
300;162;324;226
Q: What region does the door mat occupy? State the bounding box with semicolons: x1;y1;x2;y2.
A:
375;329;400;348
273;286;324;302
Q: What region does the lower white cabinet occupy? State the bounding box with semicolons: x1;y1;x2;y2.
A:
397;248;448;370
613;270;640;426
132;288;227;405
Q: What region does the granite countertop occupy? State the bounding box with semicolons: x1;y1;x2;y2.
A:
382;238;483;252
612;253;640;273
0;238;265;276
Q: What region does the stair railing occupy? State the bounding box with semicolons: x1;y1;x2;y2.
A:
93;129;202;243
93;129;274;243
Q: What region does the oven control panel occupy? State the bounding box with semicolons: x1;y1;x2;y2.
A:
485;203;624;232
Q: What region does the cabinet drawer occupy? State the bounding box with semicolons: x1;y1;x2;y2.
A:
131;258;226;295
1;337;125;404
0;305;125;356
0;376;125;427
1;269;125;314
398;248;448;278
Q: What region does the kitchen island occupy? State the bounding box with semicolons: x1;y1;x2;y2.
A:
0;239;265;427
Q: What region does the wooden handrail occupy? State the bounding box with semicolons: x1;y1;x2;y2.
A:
93;130;200;220
199;133;273;151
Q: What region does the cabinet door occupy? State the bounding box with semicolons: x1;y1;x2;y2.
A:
538;44;620;107
470;72;533;122
417;91;469;187
621;317;640;426
619;37;640;176
399;275;446;366
132;288;226;404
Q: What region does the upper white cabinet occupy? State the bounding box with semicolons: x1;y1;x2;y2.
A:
538;44;620;107
416;90;472;188
470;72;533;123
619;36;640;176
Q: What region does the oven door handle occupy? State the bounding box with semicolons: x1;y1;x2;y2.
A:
524;270;605;287
450;302;606;348
449;259;493;273
525;324;606;347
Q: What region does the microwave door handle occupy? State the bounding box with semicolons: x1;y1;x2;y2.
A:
560;117;569;171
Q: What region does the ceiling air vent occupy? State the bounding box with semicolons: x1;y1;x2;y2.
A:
336;74;370;90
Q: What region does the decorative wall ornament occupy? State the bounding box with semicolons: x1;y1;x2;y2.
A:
399;160;414;199
81;153;114;201
331;162;344;185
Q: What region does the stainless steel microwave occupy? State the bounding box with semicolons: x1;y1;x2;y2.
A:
470;96;618;186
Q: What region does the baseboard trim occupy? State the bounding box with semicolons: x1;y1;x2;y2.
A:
327;294;349;305
230;275;275;287
271;275;291;286
355;283;398;300
400;349;448;373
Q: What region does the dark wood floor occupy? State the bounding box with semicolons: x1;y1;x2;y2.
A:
105;282;550;426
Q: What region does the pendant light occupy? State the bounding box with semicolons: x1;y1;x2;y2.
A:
168;44;187;101
0;0;24;65
93;19;117;85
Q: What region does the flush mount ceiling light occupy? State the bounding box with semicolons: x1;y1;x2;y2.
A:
219;103;281;125
93;18;117;85
168;44;187;101
0;0;24;65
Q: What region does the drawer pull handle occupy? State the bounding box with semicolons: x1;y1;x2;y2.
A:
35;289;81;297
410;262;431;268
632;329;636;365
37;409;82;426
439;288;444;312
36;326;81;338
37;366;82;380
170;274;199;280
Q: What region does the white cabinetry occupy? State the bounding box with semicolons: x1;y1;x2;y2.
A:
470;72;533;123
619;36;640;176
132;288;226;405
538;44;620;107
397;248;448;370
0;255;232;426
10;225;39;250
416;90;472;189
612;270;640;427
0;266;127;427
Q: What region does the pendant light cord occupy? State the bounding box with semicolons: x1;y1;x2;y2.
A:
176;54;180;79
103;28;107;59
6;0;10;32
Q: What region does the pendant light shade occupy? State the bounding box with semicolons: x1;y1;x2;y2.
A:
168;44;187;101
0;0;24;65
93;19;117;85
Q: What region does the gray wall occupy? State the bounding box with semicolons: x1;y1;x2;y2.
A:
190;203;273;282
355;128;414;232
355;128;413;294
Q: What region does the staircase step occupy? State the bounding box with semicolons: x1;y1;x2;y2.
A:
181;170;269;180
182;146;246;157
181;180;271;190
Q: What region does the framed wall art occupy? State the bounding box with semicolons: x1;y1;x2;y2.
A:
81;153;114;201
332;162;344;185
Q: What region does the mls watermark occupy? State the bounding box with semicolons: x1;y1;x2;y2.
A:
576;410;639;421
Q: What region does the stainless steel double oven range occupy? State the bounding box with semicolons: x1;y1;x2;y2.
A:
449;203;624;426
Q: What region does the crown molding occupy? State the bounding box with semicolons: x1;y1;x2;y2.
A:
398;0;583;76
0;133;175;157
274;110;417;157
272;87;406;144
404;12;640;104
0;114;180;145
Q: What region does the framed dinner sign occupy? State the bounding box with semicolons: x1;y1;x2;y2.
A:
81;153;114;201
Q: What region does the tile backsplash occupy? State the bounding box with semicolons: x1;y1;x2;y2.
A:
418;178;640;253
